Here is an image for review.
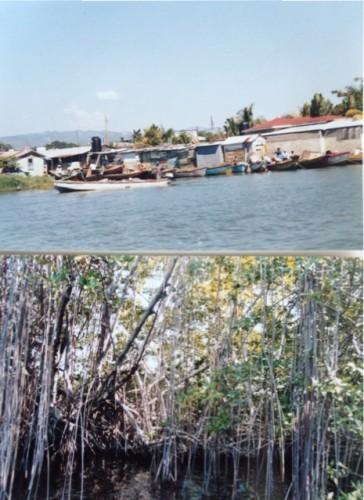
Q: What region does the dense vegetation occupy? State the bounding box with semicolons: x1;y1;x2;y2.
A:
0;175;54;193
0;255;362;499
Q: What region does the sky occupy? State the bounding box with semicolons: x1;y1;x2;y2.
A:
0;0;362;137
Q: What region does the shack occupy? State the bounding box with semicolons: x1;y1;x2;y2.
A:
221;134;266;163
194;143;224;167
43;146;91;173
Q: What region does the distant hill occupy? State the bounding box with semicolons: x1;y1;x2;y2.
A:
0;130;132;150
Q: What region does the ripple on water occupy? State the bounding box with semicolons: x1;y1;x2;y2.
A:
0;166;362;252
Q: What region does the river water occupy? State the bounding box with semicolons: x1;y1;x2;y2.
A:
0;165;362;252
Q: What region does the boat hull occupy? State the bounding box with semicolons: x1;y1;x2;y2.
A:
250;161;266;173
267;160;298;172
347;152;363;164
205;164;231;176
54;178;170;193
175;167;206;178
325;152;349;166
298;155;327;169
231;163;248;174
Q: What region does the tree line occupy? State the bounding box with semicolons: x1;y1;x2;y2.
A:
0;255;362;499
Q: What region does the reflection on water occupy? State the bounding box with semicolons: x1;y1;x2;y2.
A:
0;165;362;252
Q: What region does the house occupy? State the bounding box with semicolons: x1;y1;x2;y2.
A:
244;115;341;135
221;134;266;163
262;118;363;156
43;146;91;172
0;149;46;176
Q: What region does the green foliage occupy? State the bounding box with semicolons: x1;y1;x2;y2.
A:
0;175;54;193
0;156;17;170
332;78;363;114
0;141;13;152
300;92;334;117
224;117;240;137
45;140;78;149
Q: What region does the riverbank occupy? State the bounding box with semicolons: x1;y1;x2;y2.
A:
0;174;54;193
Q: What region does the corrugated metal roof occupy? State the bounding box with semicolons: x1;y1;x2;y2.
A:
0;148;44;159
222;134;263;146
246;115;342;132
263;119;363;136
44;146;91;159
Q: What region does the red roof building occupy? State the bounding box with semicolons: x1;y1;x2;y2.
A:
245;115;342;134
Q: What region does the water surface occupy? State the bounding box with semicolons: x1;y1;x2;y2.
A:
0;166;362;252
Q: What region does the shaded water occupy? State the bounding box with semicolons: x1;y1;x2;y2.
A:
0;165;362;252
12;455;289;499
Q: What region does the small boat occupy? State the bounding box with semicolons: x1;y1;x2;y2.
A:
174;166;207;178
231;162;248;174
324;151;349;166
347;151;363;164
249;161;266;173
297;151;327;169
266;159;299;172
205;163;231;176
54;178;170;193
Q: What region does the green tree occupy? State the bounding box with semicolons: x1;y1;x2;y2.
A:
143;124;163;146
0;141;13;152
45;140;78;149
0;156;17;170
173;131;192;144
162;128;175;144
132;129;143;143
300;93;334;117
332;78;363;115
223;117;240;137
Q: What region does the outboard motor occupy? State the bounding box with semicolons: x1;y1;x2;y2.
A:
91;136;102;153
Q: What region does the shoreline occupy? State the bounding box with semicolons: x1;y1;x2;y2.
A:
0;174;54;194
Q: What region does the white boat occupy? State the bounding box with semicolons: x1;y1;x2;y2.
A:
325;151;349;166
174;166;206;178
54;178;171;193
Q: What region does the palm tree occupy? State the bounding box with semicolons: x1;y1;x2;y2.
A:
132;129;143;143
237;104;255;129
224;117;240;137
143;124;163;146
332;78;363;115
162;128;175;144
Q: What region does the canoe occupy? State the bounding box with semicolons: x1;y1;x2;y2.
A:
174;166;206;178
325;151;349;166
205;163;231;176
231;162;248;174
54;178;170;193
267;159;299;172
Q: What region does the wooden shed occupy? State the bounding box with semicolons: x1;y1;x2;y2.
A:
221;134;266;163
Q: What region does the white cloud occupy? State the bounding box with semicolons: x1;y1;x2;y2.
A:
63;104;104;128
96;90;120;101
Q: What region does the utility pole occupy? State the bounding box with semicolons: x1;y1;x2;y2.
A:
105;114;109;145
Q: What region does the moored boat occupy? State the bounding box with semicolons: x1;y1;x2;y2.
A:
249;161;266;173
174;166;207;178
231;162;248;174
266;159;299;172
54;178;170;193
205;163;231;176
297;151;327;169
347;151;363;164
324;151;349;166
